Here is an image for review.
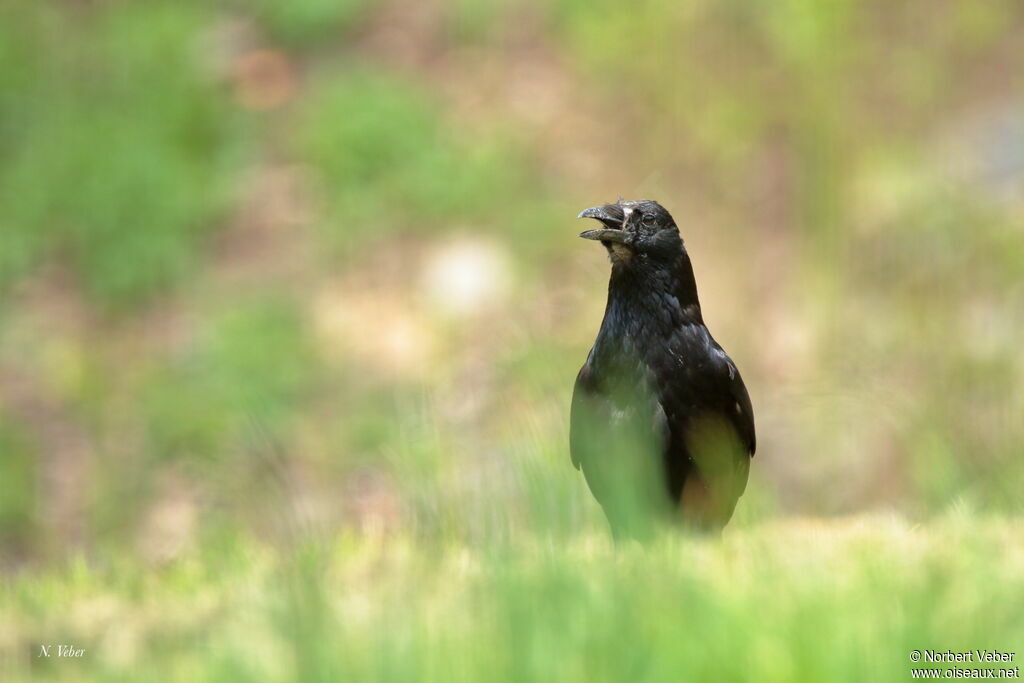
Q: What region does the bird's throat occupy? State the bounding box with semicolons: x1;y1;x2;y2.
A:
602;252;704;337
605;242;633;265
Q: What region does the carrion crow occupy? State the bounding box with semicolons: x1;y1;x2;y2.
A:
570;199;755;538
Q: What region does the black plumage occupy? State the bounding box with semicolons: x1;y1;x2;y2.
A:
570;199;755;537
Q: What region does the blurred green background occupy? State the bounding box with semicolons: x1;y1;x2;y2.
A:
2;0;1023;680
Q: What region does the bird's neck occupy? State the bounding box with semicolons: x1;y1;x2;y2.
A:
596;252;703;353
611;250;702;315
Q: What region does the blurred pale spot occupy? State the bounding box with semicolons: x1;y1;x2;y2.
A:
137;477;197;565
237;164;316;231
851;159;933;232
232;49;296;111
763;308;814;380
345;471;402;538
421;237;512;317
41;339;86;400
964;298;1016;360
312;286;435;377
75;596;137;668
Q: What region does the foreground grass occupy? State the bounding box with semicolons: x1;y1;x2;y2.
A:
2;515;1022;682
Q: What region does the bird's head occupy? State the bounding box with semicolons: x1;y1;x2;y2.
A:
577;199;681;266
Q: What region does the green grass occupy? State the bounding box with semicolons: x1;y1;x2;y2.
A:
0;1;246;310
2;1;1024;679
3;515;1022;682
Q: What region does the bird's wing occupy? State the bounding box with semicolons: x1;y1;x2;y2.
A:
569;360;593;473
569;358;594;471
661;325;756;458
714;347;756;457
659;332;755;527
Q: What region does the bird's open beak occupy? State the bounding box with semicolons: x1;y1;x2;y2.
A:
578;205;628;243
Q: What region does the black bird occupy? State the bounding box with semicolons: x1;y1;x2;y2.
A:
570;199;755;538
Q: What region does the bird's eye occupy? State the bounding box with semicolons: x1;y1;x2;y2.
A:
642;213;655;225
